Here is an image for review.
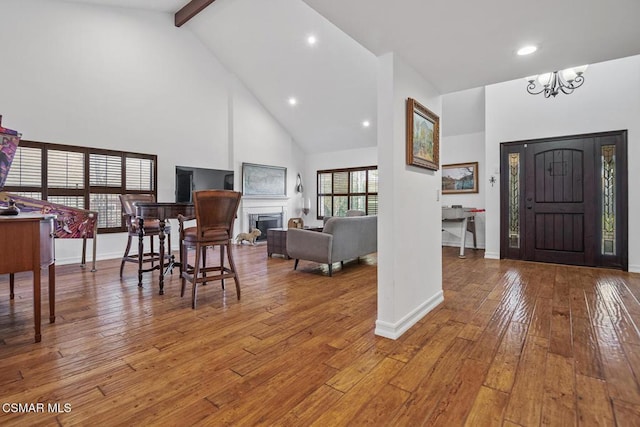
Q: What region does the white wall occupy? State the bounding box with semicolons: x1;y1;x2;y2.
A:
485;55;640;271
376;53;443;339
231;75;307;232
0;0;303;264
441;131;486;249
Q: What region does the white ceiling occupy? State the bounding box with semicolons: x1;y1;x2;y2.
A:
56;0;640;149
188;0;378;153
303;0;640;94
60;0;185;12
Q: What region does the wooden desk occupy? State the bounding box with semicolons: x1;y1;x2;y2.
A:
134;202;194;295
442;207;484;258
0;214;56;343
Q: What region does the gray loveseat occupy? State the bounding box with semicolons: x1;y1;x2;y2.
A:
287;215;377;276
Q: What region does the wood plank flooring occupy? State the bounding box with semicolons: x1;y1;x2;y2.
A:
1;245;640;425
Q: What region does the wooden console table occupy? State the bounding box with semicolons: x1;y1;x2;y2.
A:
267;228;289;258
267;226;323;259
0;214;56;343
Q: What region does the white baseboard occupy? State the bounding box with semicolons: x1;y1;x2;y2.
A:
374;291;444;340
484;252;500;259
55;251;122;266
629;264;640;274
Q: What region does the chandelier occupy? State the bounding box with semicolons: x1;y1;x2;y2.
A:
526;65;588;98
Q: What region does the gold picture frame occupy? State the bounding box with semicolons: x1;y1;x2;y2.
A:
442;162;479;194
406;98;440;170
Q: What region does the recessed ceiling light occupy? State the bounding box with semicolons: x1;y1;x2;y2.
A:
517;45;537;56
307;35;317;46
362;120;371;128
288;97;297;106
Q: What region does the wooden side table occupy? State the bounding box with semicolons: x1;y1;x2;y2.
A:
267;228;289;259
0;214;56;343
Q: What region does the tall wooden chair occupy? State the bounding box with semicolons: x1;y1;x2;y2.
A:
119;194;171;279
179;190;242;308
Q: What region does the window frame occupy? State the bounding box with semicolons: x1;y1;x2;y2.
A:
316;165;378;219
3;140;157;233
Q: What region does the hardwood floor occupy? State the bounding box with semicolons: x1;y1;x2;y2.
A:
1;245;640;425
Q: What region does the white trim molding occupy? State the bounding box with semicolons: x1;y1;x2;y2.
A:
484;251;500;259
374;291;444;339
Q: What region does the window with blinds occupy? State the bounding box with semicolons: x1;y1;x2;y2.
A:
4;146;42;188
48;149;85;189
316;166;378;219
90;154;121;187
126;157;154;191
3;140;156;233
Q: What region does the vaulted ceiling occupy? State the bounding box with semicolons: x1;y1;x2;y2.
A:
59;0;640;149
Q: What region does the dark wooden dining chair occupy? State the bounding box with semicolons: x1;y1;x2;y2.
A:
179;190;242;308
118;194;171;279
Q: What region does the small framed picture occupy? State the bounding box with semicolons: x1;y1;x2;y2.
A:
442;162;479;194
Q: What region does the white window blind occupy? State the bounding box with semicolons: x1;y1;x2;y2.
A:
350;170;366;193
48;150;84;189
48;196;84;209
90;193;121;229
13;191;42;200
126;157;154;191
5;146;42;187
333;172;349;194
318;173;330;193
367;169;378;192
90;154;122;187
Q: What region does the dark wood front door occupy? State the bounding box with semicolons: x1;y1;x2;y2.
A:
501;131;627;270
525;137;596;265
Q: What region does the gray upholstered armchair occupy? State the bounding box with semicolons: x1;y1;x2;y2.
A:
287;215;377;276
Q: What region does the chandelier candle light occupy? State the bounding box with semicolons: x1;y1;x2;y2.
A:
526;65;588;98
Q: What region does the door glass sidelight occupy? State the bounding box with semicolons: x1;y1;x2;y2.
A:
508;153;520;248
601;145;616;255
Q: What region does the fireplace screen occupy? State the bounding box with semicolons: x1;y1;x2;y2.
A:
248;212;283;241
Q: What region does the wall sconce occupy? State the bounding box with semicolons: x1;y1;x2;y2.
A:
302;198;311;216
295;173;304;193
489;176;496;187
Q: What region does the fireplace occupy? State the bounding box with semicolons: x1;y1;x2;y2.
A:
248;212;283;241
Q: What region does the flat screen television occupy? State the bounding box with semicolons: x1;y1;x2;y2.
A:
175;166;234;203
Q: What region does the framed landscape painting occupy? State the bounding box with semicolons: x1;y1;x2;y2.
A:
242;162;287;197
442;162;479;194
406;98;440;171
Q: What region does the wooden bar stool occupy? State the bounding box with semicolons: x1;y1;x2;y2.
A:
179;190;242;308
118;194;171;281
